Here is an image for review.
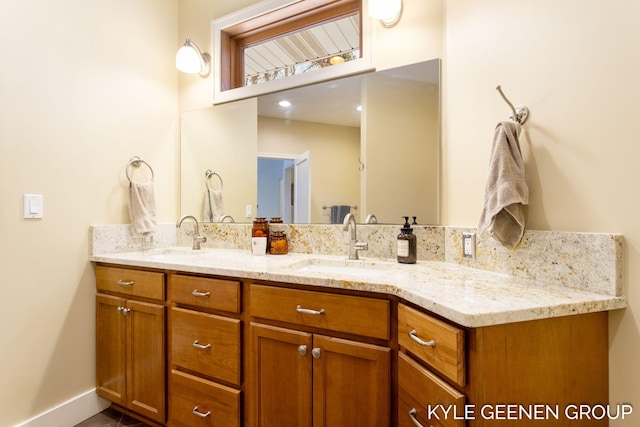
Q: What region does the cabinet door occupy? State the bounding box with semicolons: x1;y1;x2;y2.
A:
312;335;390;427
250;323;313;427
96;294;126;405
127;299;166;424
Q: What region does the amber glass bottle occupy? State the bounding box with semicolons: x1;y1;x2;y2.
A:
397;216;417;264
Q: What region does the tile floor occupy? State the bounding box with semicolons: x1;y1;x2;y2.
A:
74;407;150;427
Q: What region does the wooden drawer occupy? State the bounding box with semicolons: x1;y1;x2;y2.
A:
169;369;240;427
96;265;164;300
398;352;465;427
169;274;240;313
171;307;241;385
398;304;465;386
250;284;390;340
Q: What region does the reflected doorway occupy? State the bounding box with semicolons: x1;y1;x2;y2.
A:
257;151;310;223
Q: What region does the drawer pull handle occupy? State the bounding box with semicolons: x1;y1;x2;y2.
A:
409;329;435;347
408;408;429;427
298;345;307;356
116;279;134;286
192;406;211;418
296;305;326;315
193;340;211;350
192;290;211;297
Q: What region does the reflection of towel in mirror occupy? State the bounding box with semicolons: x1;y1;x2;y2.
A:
477;121;528;250
204;189;224;222
129;181;157;237
330;205;351;224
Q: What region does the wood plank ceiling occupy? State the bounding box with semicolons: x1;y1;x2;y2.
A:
243;14;360;78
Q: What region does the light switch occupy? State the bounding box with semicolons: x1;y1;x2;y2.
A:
24;194;43;219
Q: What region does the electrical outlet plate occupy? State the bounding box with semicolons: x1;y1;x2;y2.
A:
462;232;476;260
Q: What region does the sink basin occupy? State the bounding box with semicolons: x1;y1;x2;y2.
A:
141;247;203;257
288;258;394;278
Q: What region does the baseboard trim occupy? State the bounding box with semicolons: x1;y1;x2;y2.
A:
14;389;110;427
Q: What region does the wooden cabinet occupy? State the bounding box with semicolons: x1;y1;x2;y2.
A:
94;263;610;427
95;266;166;424
248;285;391;427
168;274;242;427
397;302;610;427
169;369;241;427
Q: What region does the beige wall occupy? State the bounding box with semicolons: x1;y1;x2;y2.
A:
3;0;638;425
443;2;639;424
258;117;361;223
0;1;179;425
181;100;258;222
362;75;439;224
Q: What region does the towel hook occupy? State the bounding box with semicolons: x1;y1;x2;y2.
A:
126;156;154;183
205;169;223;191
496;85;529;125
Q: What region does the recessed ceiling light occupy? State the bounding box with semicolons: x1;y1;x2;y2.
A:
278;100;292;107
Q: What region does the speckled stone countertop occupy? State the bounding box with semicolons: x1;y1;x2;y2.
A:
90;247;626;328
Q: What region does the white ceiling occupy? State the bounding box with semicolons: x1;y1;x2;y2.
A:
257;60;441;128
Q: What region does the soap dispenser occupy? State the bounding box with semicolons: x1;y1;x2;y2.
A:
397;216;417;264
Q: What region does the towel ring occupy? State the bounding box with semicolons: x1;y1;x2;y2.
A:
205;169;223;190
126;156;154;183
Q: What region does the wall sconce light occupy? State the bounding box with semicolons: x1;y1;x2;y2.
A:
176;38;211;78
368;0;403;28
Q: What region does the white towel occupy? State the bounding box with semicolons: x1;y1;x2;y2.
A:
128;181;157;237
204;189;224;222
477;121;529;250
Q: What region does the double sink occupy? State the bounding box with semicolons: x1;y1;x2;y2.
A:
139;246;396;279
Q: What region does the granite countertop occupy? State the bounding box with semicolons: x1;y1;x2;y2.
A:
90;247;626;328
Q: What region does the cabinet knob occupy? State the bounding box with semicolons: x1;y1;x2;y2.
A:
192;406;211;418
409;329;435;347
117;306;131;316
298;345;307;356
193;340;211;350
311;347;321;359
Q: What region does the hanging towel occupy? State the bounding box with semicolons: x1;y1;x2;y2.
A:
330;205;351;224
204;189;225;222
477;121;529;250
128;181;157;237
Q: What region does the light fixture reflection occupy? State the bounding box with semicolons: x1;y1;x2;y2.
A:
368;0;403;27
176;38;211;78
278;100;292;107
329;55;345;65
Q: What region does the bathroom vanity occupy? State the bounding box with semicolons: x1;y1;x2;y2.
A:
91;244;624;427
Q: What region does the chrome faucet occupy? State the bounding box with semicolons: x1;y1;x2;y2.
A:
365;214;378;224
342;213;368;260
176;215;207;250
219;214;235;223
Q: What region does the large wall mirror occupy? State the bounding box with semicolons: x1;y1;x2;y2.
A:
180;58;440;225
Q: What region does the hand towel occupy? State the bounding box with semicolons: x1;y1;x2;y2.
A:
128;181;157;237
330;205;351;224
204;188;225;222
477;121;529;250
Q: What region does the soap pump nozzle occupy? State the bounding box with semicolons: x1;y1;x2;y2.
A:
402;216;412;231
